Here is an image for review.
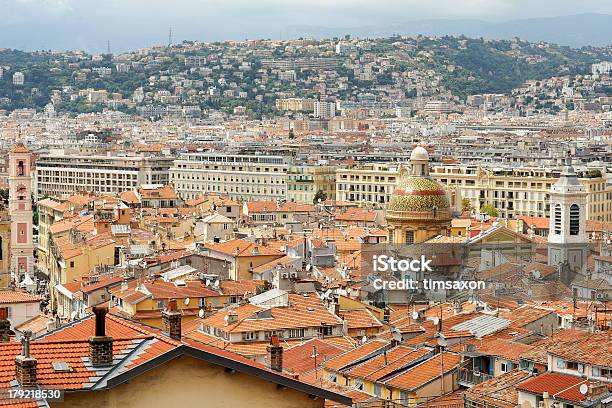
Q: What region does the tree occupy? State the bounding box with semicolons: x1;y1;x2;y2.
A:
461;198;473;212
313;190;327;205
480;204;499;218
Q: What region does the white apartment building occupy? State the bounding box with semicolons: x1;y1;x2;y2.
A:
170;153;289;202
336;163;612;220
336;164;400;207
12;72;24;86
592;61;612;75
314;101;336;119
35;150;174;199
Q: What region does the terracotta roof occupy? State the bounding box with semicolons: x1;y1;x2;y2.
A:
13;314;50;334
516;216;549;230
205;239;284;257
544;331;612;367
10;143;30;153
517;372;612;403
334;208;376;223
200;294;342;333
110;279;220;303
139;185;178;200
218;280;267;296
346;346;432;382
0;291;40;304
385;352;461;391
283;338;345;375
464;369;532;408
323;339;389;372
499;305;556;327
19;313;352;405
340;309;383;330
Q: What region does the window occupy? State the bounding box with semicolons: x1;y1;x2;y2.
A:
400;391;408;405
70;261;74;268
569;204;580;235
566;361;578;370
373;384;382;397
318;325;333;337
405;231;414;244
557;359;566;369
327;373;337;383
354;379;364;390
501;362;512;372
288;328;305;339
264;331;283;340
241;331;258;341
554;204;562;234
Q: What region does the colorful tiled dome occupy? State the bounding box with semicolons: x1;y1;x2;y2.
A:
388;176;450;212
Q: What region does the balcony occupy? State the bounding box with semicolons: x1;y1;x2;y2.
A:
458;368;493;387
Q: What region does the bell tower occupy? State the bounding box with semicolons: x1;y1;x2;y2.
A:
547;158;589;274
8;143;35;283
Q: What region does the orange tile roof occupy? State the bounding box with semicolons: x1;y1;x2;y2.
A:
346;346;432;382
0;290;41;304
517;372;612;403
464;369;532;408
205;239;284;257
323;339;389;372
385;352;461;391
340;309;383;330
283;338;345;375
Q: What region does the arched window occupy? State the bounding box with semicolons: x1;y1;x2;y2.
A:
554;204;562;235
569;204;580;235
17;161;25;176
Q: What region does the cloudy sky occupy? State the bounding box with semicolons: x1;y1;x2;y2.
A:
2;0;612;52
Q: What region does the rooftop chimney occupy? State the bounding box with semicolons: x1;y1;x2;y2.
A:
162;299;182;339
89;306;113;366
15;330;37;388
0;307;11;342
267;335;283;372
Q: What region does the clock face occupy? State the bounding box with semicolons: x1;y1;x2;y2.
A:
17;185;26;193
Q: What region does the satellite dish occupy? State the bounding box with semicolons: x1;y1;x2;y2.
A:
411;311;419;320
224;315;229;323
392;329;402;343
198;309;205;319
361;336;367;344
184;297;190;305
579;384;588;395
432;317;439;326
306;264;311;271
70;311;77;321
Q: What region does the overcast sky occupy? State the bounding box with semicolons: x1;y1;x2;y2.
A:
2;0;612;52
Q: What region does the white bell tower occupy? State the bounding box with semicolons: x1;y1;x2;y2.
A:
547;158;589;274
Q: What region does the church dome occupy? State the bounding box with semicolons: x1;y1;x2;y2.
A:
410;146;429;162
388;176;450;212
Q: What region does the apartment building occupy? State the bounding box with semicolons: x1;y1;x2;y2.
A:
170;153;289;202
287;164;336;204
335;163;612;221
34;150;174;199
335;163;399;208
275;98;315;112
432;164;612;221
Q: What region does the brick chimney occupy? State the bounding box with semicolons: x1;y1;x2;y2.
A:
0;307;11;342
89;306;113;366
15;330;36;388
162;299;182;339
267;335;283;372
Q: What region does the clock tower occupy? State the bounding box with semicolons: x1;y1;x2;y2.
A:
8;143;35;283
